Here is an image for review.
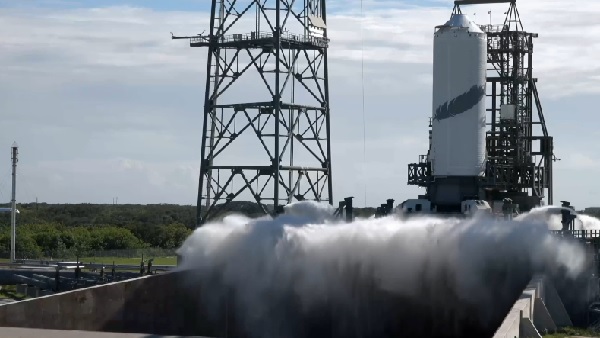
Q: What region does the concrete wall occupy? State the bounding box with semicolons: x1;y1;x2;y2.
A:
492;275;574;338
0;273;578;338
0;272;229;337
0;271;578;338
0;268;533;338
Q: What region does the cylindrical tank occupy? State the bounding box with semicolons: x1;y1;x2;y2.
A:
430;14;487;177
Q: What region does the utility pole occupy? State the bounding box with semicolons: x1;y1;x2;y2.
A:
10;142;18;263
173;0;334;226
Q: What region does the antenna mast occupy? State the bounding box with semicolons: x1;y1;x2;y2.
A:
10;142;18;263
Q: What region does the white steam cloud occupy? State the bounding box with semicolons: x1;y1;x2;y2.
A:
176;201;591;338
517;205;600;231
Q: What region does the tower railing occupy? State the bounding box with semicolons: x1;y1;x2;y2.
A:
190;31;330;47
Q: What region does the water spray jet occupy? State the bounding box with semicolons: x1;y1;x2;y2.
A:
176;201;591;338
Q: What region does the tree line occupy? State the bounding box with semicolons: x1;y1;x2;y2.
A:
0;203;196;259
5;201;594;259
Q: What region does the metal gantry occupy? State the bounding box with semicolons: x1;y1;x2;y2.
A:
408;0;555;212
174;0;333;225
473;1;555;208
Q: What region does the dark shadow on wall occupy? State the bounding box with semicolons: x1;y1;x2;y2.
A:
142;336;211;338
100;271;228;337
0;267;535;338
166;265;534;338
434;84;486;121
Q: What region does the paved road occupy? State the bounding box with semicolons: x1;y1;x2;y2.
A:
0;327;213;338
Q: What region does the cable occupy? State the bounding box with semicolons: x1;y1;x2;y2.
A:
360;0;367;208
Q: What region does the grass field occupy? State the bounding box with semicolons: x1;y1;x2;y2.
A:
0;285;28;300
543;327;600;337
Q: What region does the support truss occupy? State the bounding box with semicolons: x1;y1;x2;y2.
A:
173;0;333;225
474;2;554;205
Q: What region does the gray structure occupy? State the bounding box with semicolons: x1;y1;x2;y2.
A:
0;270;588;338
10;143;18;263
407;0;555;214
173;0;333;225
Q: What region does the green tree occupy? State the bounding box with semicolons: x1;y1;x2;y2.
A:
0;231;42;259
157;223;193;249
92;227;146;250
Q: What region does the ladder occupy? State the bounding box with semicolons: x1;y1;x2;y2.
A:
205;0;225;208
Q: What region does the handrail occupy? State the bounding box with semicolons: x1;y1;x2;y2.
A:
549;229;600;239
190;30;330;47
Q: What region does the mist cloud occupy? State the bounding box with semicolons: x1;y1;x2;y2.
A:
177;201;589;337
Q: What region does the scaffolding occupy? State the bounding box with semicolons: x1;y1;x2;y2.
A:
471;1;555;206
408;0;555;211
173;0;333;225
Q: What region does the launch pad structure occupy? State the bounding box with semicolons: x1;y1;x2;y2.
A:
406;0;555;215
173;0;333;226
0;3;595;337
175;0;558;224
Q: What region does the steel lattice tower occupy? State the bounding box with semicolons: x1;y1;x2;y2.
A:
174;0;333;225
474;1;555;207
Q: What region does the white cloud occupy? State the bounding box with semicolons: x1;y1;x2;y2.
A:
343;0;600;97
0;1;598;209
15;157;199;204
563;153;600;170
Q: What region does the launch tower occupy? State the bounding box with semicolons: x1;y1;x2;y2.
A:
406;0;554;214
174;0;333;225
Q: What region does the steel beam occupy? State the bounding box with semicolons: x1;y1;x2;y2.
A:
455;0;515;5
175;1;333;225
483;1;553;206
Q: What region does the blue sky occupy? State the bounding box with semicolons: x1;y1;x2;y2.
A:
0;0;599;209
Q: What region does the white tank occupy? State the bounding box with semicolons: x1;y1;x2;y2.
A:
430;14;487;177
